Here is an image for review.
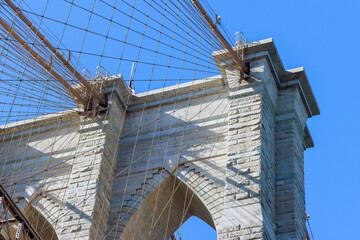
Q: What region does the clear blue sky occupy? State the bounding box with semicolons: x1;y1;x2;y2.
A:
4;0;360;239
182;0;360;239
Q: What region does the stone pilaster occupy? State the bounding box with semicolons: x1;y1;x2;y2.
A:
275;87;309;240
218;59;278;240
59;91;125;240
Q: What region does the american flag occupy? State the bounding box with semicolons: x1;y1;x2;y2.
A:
129;78;135;95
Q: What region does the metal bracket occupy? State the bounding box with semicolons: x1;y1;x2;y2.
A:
15;222;23;240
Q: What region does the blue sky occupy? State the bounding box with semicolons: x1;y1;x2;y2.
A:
2;0;360;239
181;0;360;239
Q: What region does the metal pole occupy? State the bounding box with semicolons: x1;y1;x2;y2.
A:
3;0;107;106
192;0;249;77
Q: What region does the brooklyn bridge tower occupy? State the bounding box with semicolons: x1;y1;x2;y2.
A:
0;0;318;239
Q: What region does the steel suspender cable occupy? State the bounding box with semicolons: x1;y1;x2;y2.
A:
192;0;249;78
3;0;107;107
0;0;248;239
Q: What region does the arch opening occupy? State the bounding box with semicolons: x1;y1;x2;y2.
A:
120;175;215;240
23;204;58;240
172;216;217;240
0;204;58;240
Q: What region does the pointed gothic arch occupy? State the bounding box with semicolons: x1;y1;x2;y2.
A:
22;204;59;240
0;203;58;240
120;175;215;240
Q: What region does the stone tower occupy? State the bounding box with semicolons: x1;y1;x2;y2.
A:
0;38;319;239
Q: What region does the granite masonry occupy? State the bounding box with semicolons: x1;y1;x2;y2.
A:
0;38;319;240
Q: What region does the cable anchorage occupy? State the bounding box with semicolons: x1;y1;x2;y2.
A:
191;0;250;81
2;0;108;114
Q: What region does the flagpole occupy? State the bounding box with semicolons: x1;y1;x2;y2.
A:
129;62;135;82
129;62;135;94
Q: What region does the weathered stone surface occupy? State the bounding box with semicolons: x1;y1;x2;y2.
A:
0;39;318;240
